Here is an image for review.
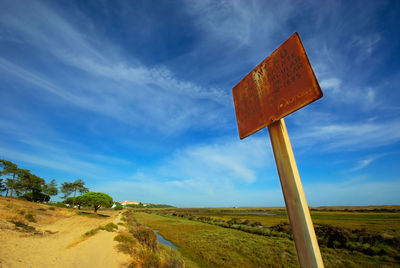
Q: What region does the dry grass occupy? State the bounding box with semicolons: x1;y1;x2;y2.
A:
0;196;75;226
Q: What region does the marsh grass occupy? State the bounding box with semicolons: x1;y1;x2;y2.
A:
116;210;197;267
134;210;400;267
134;212;298;268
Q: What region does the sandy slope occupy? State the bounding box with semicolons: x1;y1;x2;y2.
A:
0;208;130;268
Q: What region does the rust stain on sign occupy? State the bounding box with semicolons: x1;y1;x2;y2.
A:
232;32;322;139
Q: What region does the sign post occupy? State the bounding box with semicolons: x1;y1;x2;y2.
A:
232;33;324;268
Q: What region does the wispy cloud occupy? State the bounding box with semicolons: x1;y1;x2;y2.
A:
348;154;386;172
94;135;279;205
0;0;232;134
184;0;293;47
293;120;400;151
0;110;133;181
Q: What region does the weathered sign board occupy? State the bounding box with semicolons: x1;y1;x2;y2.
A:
232;32;322;139
232;33;324;268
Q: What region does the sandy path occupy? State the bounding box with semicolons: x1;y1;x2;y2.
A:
0;211;130;268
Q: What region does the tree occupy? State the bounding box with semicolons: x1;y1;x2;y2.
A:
23;192;50;202
42;179;58;202
17;169;45;196
64;195;84;209
60;179;89;208
3;179;13;196
79;192;113;213
0;160;20;200
0;178;6;196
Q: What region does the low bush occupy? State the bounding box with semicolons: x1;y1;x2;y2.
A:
132;225;158;252
10;220;36;232
139;249;161;268
315;224;400;258
24;212;36;223
115;232;136;244
82;228;99;237
100;222;118;232
114;202;123;210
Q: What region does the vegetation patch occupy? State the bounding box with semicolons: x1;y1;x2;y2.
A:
82;227;100;238
24;212;36;223
10;220;36;233
82;222;118;238
77;211;109;218
114;202;123;210
116;209;195;267
135;210;400;267
100;222;118;232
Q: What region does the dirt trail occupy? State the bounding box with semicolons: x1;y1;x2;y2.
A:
0;211;130;268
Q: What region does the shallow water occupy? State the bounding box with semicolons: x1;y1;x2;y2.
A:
154;230;178;250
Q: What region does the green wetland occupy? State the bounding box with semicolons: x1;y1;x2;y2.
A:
130;206;400;267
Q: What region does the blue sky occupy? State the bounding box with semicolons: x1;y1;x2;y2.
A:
0;0;399;207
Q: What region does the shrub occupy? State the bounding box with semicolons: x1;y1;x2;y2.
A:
101;222;118;232
25;212;36;223
241;219;251;225
10;220;36;232
82;228;99;237
114;202;123;210
115;232;136;243
22;192;50;202
139;249;161;268
53;202;67;208
251;221;263;227
132;226;158;252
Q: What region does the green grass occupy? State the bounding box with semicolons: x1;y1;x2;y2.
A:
82;222;118;238
153;207;400;235
116;210;197;267
82;227;99;237
99;222;118;232
133;211;400;268
134;212;298;267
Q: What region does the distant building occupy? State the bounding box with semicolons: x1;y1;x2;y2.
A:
121;200;140;206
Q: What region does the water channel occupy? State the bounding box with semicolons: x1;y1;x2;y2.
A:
154;230;178;250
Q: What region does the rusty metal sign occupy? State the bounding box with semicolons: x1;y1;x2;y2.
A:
232;32;322;139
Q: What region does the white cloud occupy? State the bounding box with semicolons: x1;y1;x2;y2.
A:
348;154;385;172
350;34;381;62
0;0;232;134
159;136;273;184
320;78;341;91
293;120;400;151
184;0;293;48
93;135;278;205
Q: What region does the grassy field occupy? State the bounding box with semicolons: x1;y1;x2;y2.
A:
132;207;400;267
134;211;299;267
137;206;400;235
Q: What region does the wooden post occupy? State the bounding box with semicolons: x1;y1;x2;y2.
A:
268;118;324;268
